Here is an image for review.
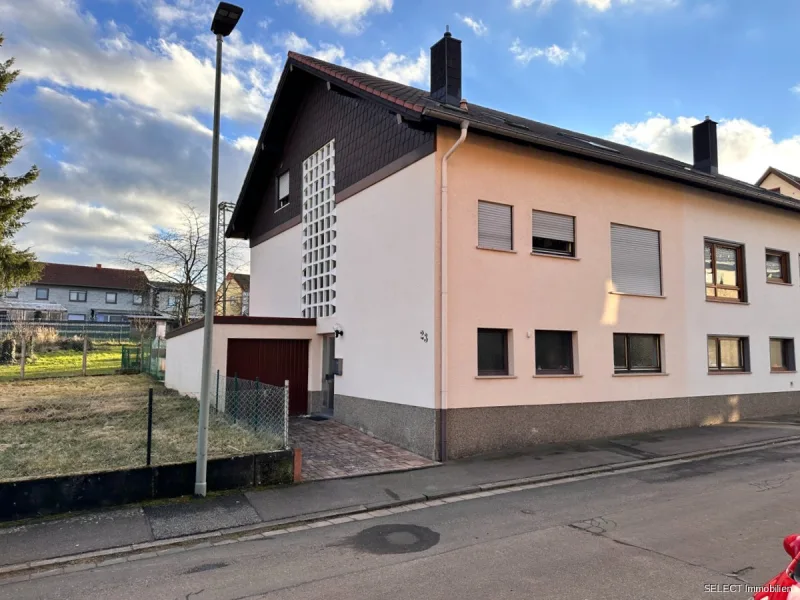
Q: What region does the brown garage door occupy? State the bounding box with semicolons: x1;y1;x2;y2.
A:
226;339;309;416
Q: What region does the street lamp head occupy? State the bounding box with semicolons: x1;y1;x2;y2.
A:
211;2;243;37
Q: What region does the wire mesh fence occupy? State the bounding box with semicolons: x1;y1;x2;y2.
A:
0;336;126;381
0;374;287;483
214;373;289;450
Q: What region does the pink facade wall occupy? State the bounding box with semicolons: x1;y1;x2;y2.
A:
437;126;800;410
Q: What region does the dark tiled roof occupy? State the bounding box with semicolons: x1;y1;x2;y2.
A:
151;280;205;294
228;273;250;292
34;263;149;291
756;166;800;189
285;52;800;214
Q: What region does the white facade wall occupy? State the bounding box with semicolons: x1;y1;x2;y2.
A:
164;327;204;397
331;155;437;408
249;225;303;318
165;323;321;401
683;191;800;399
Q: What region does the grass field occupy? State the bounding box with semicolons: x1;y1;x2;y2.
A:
0;374;282;482
0;343;124;381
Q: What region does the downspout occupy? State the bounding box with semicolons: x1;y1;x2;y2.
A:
440;119;469;462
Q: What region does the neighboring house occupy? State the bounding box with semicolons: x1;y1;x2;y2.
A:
757;167;800;199
1;263;151;322
216;273;250;316
168;31;800;461
151;281;205;326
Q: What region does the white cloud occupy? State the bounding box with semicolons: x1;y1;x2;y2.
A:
511;0;558;9
233;136;258;153
1;0;274;123
283;34;428;86
510;39;585;66
289;0;393;34
457;14;488;36
12;86;250;264
609;115;800;184
513;0;676;10
349;50;428;86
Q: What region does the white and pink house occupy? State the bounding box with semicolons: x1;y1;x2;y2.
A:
166;32;800;460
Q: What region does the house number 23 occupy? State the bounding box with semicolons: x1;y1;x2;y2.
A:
420;331;429;343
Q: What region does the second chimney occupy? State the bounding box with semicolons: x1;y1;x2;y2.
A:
692;117;718;175
430;30;462;107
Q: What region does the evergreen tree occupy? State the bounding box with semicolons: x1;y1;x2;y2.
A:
0;34;41;289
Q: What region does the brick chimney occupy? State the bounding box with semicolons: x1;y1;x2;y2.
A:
96;264;102;269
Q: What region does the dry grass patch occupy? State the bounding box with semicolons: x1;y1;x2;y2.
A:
0;375;281;482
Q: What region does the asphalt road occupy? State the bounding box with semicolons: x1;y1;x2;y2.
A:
5;444;800;600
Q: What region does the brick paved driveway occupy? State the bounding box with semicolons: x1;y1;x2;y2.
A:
289;417;436;481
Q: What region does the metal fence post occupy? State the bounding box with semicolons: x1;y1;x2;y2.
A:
82;335;88;376
283;380;289;448
146;388;154;466
19;336;25;380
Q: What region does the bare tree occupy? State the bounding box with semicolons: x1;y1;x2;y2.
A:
126;204;208;327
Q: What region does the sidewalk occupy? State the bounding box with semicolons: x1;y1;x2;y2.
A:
3;417;800;571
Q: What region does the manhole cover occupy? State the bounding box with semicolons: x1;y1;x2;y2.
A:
338;524;440;555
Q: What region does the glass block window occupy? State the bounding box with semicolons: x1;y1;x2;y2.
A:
301;140;337;318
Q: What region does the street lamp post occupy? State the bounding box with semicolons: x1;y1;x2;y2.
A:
195;1;244;498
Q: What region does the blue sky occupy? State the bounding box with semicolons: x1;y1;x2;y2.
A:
1;0;799;267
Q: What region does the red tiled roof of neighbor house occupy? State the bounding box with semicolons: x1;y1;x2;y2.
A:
33;263;149;291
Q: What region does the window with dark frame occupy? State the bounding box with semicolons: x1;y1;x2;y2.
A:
532;210;575;257
477;328;509;376
69;290;87;302
67;314;86;322
705;240;746;301
613;334;662;373
707;336;749;372
35;288;49;301
277;171;290;210
765;250;791;284
105;292;117;304
770;338;796;372
535;330;574;375
133;294;144;305
4;288;18;298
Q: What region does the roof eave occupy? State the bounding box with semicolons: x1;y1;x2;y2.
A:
226;55;427;240
424;107;800;215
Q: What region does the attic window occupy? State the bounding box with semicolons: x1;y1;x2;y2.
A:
557;133;620;154
277;171;290;211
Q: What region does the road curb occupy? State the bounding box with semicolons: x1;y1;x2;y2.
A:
3;432;800;584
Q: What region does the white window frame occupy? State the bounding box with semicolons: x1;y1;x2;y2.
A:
133;293;144;305
277;171;290;211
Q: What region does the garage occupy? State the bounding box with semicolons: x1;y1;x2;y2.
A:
226;338;310;416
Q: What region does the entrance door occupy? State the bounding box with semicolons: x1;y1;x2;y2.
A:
321;335;335;413
226;339;309;415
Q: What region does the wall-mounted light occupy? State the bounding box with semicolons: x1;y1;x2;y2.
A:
334;324;344;338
